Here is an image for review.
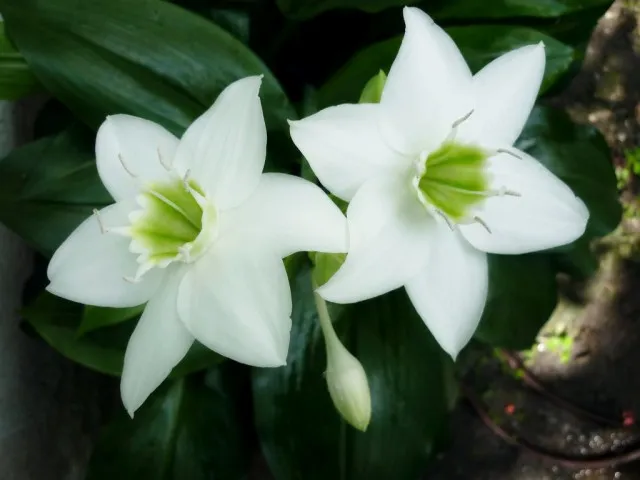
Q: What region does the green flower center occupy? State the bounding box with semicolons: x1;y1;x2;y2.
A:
415;141;491;223
126;177;217;280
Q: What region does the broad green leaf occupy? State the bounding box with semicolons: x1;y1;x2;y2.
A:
0;127;111;256
318;26;574;108
0;0;295;137
87;368;251;480
516;106;621;242
276;0;413;20
22;292;129;376
253;265;450;480
0;22;40;99
78;305;145;336
431;0;612;20
22;292;221;377
474;254;558;349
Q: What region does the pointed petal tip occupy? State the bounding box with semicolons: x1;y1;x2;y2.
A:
233;75;263;97
402;6;432;22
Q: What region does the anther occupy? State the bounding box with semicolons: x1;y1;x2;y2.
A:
435;209;455;231
93;209;108;234
451;109;474;129
157;147;172;171
118;154;137;177
496;148;522;160
473;216;492;234
497;186;522;197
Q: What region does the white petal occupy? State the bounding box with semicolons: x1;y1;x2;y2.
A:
459;148;589;254
289;103;409;201
317;174;433;304
173;76;266;209
405;225;488;359
177;236;291;367
120;266;194;417
459;43;546;146
222;173;348;257
96;115;179;201
47;201;164;307
380;7;473;156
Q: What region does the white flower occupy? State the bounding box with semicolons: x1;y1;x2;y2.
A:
289;8;588;359
46;76;348;416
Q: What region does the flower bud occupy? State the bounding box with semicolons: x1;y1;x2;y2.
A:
313;285;371;431
325;335;372;431
358;70;386;104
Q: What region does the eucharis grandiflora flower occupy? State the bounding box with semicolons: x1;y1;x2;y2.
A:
47;76;348;415
289;8;588;359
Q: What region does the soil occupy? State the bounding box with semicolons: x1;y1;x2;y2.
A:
425;2;640;478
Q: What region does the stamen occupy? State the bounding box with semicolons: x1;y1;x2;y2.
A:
496;148;522;160
435;209;455;231
473;216;492;234
499;187;521;197
123;276;141;284
178;245;191;262
118;154;137;177
451;109;474;130
446;109;475;143
157;147;172;171
93;209;108;234
182;169;192;192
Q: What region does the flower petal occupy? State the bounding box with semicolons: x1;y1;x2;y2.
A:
177;236;291;367
459;43;546;146
47;201;164;307
459;148;589;254
380;7;473;156
222;173;348;257
120;265;193;417
96;115;179;201
173;76;266;209
405;226;488;359
289;103;408;201
317;174;433;304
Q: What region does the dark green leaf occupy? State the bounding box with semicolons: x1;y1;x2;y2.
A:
253;265;449;480
0;126;111;256
22;292;221;377
88;368;251;480
516;106;621;242
78;305;145;336
0;0;295;136
209;9;251;45
0;21;40;99
22;292;128;376
431;0;612;20
276;0;411;20
318;26;574;107
475;254;558;349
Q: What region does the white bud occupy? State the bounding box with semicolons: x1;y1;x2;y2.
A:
313;285;371;431
325;337;371;431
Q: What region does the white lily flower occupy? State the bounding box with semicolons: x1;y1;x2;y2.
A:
46;76;348;416
289;8;589;359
